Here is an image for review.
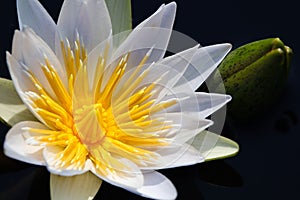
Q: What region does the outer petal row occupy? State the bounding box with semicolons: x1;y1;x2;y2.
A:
17;0;56;50
4;121;45;165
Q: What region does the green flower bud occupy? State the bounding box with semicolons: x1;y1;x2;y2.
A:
214;38;293;121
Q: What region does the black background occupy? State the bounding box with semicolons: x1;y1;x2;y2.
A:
0;0;299;200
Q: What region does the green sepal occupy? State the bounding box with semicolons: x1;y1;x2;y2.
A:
105;0;132;48
0;77;37;127
191;130;239;161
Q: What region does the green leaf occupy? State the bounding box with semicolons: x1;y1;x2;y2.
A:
191;130;239;161
50;172;102;200
0;77;37;126
105;0;132;48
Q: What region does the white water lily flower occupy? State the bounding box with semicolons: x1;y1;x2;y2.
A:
4;0;232;199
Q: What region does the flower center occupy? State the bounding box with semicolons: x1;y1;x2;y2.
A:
24;38;176;172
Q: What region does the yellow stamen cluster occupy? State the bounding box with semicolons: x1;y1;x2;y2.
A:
24;38;177;172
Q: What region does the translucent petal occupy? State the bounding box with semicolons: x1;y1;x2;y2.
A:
144;45;199;102
153;112;213;132
111;45;199;105
90;158;144;189
111;2;176;72
174;43;232;92
57;0;112;53
134;114;211;170
17;0;56;50
3;121;46;165
162;92;232;118
6;53;48;125
6;52;37;95
72;65;106;141
151;112;213;146
138;143;202;171
85;34;113;90
11;28;67;94
153;144;204;169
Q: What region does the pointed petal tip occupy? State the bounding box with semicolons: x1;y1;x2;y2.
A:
16;0;56;50
194;43;201;49
208;119;214;127
164;2;177;15
220;43;232;54
14;29;20;35
166;1;177;9
226;94;232;102
214;43;232;52
225;43;232;52
6;51;11;58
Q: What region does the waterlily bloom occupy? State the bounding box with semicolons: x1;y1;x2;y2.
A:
4;0;232;199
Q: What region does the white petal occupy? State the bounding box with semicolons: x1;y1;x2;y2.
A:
90;158;144;190
147;144;205;170
3;121;46;166
174;120;213;144
146;45;200;102
154;112;213;134
6;52;37;94
140;142;205;171
135;115;211;170
111;2;176;71
112;45;199;105
43;146;89;176
174;43;232;92
162;145;205;169
163;92;232;118
17;0;56;50
130;171;177;200
6;53;54;126
11;28;67;95
50;172;102;200
158;45;199;73
57;0;112;52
